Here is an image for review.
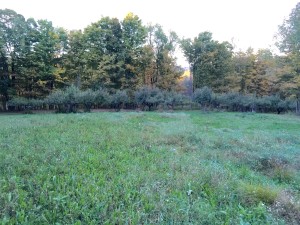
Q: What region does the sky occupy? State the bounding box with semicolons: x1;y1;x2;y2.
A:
1;0;299;67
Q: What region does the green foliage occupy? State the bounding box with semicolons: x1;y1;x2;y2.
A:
46;87;112;113
193;90;293;113
231;49;276;96
0;9;182;108
95;88;111;107
259;95;288;113
239;183;279;205
1;8;300;116
238;202;273;224
7;86;294;114
0;8;68;110
277;2;300;55
45;89;65;106
277;2;300;113
145;25;183;90
46;85;80;113
78;89;97;112
83;17;125;90
121;13;147;89
217;92;256;112
7;97;30;109
164;91;189;109
0;9;27;108
110;90;129;111
181;32;233;91
64;30;86;88
193;86;213;107
135;86;164;110
63;85;80;104
7;97;43;111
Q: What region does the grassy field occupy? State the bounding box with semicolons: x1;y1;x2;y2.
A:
0;111;300;224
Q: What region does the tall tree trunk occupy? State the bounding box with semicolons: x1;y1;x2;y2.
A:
76;67;82;88
1;95;8;111
1;99;5;111
296;98;300;115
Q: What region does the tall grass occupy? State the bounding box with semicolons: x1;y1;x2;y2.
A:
0;112;299;224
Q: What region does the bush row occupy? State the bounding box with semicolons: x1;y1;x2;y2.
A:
7;86;189;113
7;86;296;114
193;86;295;114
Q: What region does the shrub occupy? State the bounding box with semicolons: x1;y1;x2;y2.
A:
46;85;80;113
63;85;80;113
78;89;97;112
193;86;213;108
123;90;136;109
287;99;296;111
135;87;164;111
8;97;30;110
46;90;66;112
256;95;289;114
217;92;256;112
217;92;243;111
257;95;277;113
8;97;44;112
46;90;65;105
240;95;257;112
110;90;128;111
277;100;289;114
167;89;291;113
164;91;188;109
95;88;111;108
28;99;44;109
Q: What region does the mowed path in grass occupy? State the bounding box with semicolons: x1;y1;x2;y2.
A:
0;111;300;224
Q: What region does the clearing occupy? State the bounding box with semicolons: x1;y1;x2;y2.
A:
0;111;300;224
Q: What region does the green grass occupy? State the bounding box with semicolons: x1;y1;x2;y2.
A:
1;111;300;224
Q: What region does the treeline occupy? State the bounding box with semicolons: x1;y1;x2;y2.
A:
7;85;295;114
1;3;300;114
0;9;182;110
181;3;300;105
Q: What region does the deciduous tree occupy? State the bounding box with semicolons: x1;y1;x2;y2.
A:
277;2;300;113
181;32;233;92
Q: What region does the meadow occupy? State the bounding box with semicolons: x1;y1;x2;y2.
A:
0;111;300;224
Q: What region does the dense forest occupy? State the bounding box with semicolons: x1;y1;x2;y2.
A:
0;3;299;113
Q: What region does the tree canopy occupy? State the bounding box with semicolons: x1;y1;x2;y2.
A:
0;4;300;113
181;32;233;92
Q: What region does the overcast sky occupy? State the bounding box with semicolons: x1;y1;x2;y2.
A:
1;0;298;66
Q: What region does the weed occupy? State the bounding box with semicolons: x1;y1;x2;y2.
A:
239;183;280;205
